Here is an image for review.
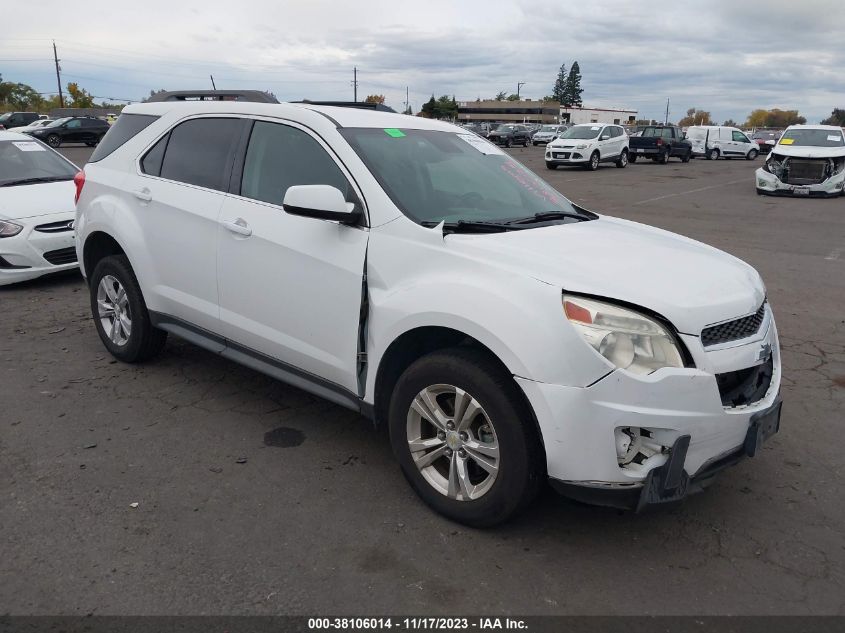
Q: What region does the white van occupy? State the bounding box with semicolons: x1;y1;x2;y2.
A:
686;126;760;160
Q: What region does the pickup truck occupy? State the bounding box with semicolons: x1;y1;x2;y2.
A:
629;126;692;163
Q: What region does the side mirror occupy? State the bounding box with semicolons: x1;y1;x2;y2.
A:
600;134;610;141
283;184;360;224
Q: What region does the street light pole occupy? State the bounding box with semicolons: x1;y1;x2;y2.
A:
517;82;526;99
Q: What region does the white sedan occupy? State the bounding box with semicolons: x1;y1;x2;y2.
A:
0;131;80;285
13;119;55;134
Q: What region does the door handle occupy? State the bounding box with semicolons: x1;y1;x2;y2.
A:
222;218;252;237
133;189;152;202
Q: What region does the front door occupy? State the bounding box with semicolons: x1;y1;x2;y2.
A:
217;119;369;393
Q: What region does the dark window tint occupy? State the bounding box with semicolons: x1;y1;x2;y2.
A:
241;121;351;205
82;119;98;127
90;114;160;163
66;119;82;129
141;133;168;176
159;118;242;191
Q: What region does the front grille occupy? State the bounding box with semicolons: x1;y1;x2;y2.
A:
787;159;827;185
34;220;74;233
716;355;774;407
701;303;766;347
42;247;78;265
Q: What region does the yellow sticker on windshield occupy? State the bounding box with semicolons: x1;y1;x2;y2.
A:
779;138;794;145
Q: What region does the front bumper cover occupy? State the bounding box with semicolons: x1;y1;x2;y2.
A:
550;396;783;511
755;166;845;197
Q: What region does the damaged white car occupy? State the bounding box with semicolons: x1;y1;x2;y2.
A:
756;125;845;197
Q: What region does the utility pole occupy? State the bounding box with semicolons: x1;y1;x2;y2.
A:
404;86;410;114
210;75;217;90
352;67;358;102
664;97;670;125
517;82;526;99
53;40;64;108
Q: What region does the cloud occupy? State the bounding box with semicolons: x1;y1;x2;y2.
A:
2;0;843;122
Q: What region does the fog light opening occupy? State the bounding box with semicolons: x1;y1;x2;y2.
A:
615;427;673;475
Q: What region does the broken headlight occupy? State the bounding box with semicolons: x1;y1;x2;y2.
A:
563;294;685;375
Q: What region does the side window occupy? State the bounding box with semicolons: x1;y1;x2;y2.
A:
141;133;169;177
90;113;159;162
66;119;82;129
240;121;352;206
159;118;242;191
732;130;749;143
613;126;623;137
662;128;674;139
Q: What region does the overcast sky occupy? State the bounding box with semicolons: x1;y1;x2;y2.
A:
3;0;844;122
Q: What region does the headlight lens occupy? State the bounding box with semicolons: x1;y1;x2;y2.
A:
563;294;685;375
575;143;588;149
0;219;24;238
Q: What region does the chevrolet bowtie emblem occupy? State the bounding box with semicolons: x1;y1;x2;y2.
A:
757;342;772;362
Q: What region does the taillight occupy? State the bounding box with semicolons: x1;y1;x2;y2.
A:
656;138;664;146
73;170;86;204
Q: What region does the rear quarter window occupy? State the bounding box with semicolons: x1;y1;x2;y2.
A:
89;113;159;163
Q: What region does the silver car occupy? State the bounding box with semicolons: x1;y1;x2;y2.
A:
532;124;568;146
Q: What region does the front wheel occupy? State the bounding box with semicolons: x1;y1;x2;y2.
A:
585;151;600;171
505;138;512;148
389;348;543;527
47;134;61;148
746;149;759;160
89;255;167;363
616;149;628;168
681;150;692;163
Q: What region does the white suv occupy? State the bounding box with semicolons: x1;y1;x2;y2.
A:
545;123;629;170
75;102;782;526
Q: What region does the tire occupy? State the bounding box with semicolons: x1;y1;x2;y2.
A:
388;348;543;527
707;148;720;161
659;149;670;164
89;255;167;363
523;138;529;147
545;162;557;170
681;150;691;163
533;142;538;146
47;134;61;148
616;149;628;168
585;151;600;171
746;149;758;160
85;142;96;147
629;154;638;163
505;138;512;148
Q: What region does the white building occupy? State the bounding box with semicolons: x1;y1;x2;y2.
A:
560;106;638;125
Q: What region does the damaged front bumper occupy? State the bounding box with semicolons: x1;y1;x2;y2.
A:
517;309;782;511
755;159;845;197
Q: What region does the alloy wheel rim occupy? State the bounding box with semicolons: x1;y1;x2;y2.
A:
97;275;132;347
592;153;599;168
406;384;500;501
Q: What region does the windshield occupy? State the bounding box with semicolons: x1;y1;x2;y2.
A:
46;117;71;128
0;113;11;123
340;128;580;225
539;126;557;132
0;139;78;186
559;126;602;140
778;128;844;148
753;131;778;140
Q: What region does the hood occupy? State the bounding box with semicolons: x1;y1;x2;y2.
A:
769;144;845;159
0;180;77;221
446;216;765;335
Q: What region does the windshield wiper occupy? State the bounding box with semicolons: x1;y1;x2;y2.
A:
421;220;528;234
0;176;73;187
504;210;593;225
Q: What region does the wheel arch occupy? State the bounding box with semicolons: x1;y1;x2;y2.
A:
370;326;545;463
82;231;127;282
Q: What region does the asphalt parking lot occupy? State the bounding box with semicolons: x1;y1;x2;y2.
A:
2;143;844;616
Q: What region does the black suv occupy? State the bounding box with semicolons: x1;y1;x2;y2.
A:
0;111;40;130
26;116;110;148
487;124;531;147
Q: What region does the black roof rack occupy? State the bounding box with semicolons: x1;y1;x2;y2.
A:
145;90;279;103
295;100;396;113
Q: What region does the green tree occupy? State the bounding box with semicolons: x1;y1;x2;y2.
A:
562;61;583;107
66;82;95;108
678;108;712;127
494;91;507;101
745;108;805;128
820;108;845;126
722;119;738;127
364;94;386;105
541;95;557;103
0;77;44;110
552;63;567;103
506;94;521;101
420;95;437;118
434;95;457;119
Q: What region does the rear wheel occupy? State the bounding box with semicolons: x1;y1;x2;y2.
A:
659;149;670;164
388;348;543;527
505;138;512;148
681;150;692;163
707;148;720;161
746;149;759;160
89;255;167;363
47;134;61;148
616;149;628;168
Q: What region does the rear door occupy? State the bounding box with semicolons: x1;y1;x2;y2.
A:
217;119;368;392
598;126;617;158
64;119;84;142
123;116;245;333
